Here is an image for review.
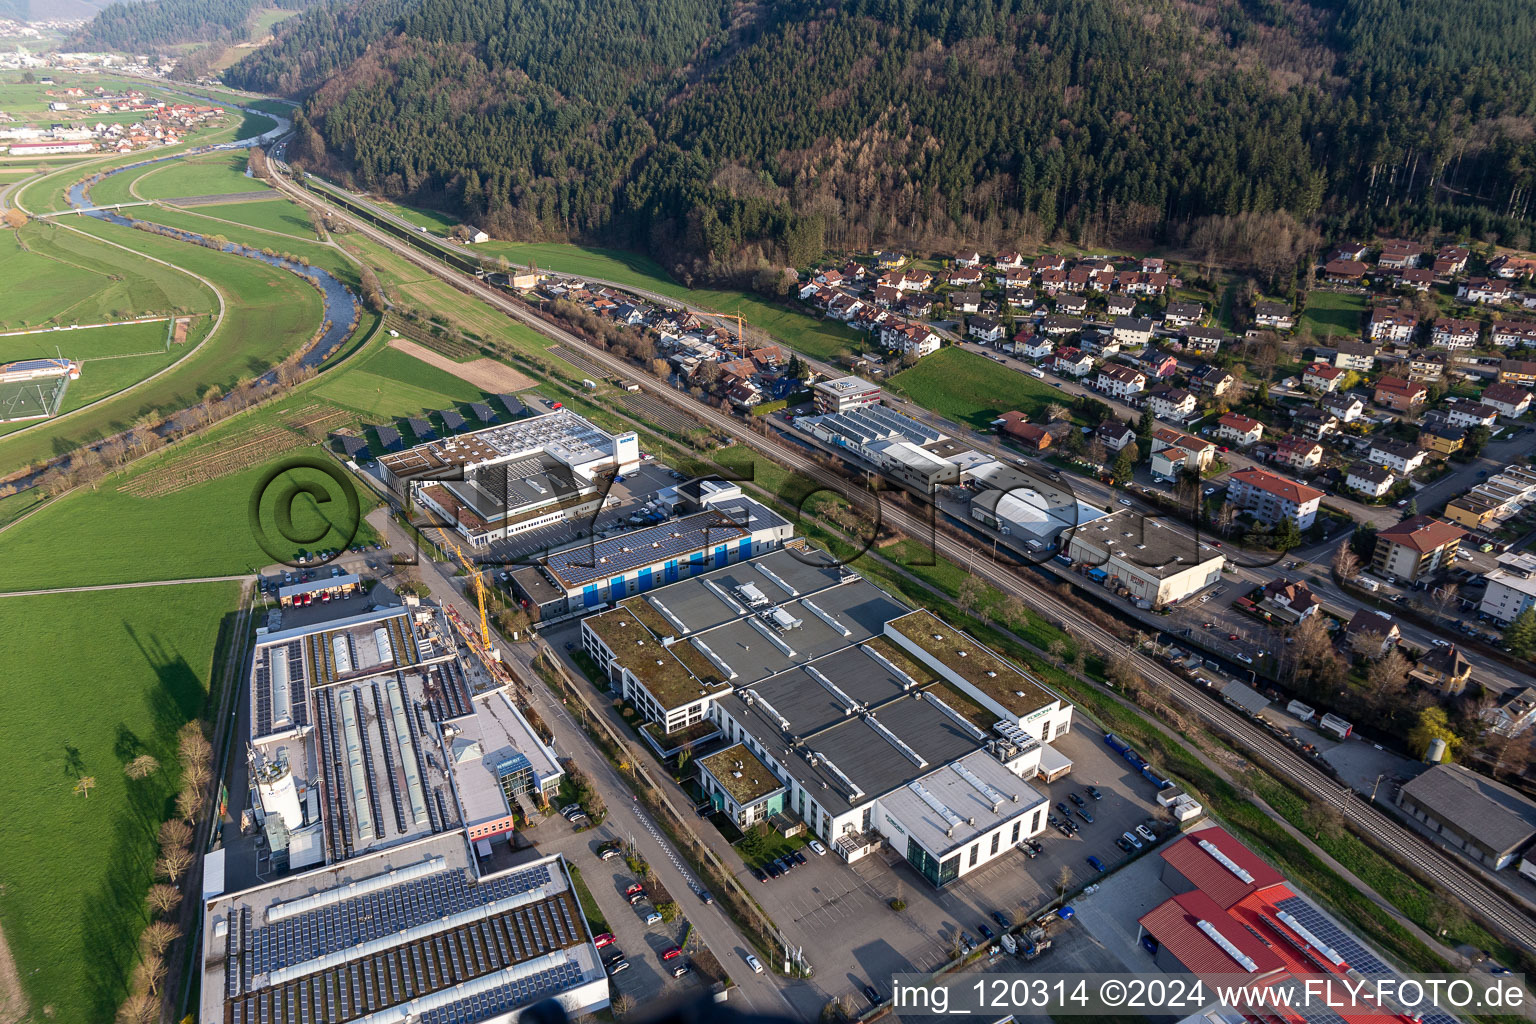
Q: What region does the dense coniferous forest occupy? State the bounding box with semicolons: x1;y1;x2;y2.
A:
225;0;1536;280
70;0;314;51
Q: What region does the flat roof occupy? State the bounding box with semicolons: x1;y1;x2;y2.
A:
380;408;614;478
543;511;749;590
885;609;1056;716
450;691;564;826
880;749;1047;858
444;454;587;523
203;842;601;1024
1070;508;1224;578
699;744;785;806
583;607;729;708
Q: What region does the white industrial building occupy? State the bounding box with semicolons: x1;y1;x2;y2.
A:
582;548;1077;885
380;409;640;548
966;462;1108;547
1066;509;1225;607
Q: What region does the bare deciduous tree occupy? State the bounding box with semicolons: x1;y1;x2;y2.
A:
158;819;193;850
73;775;96;799
116;991;158;1024
124;754;160;780
157;847;194;884
140;920;179;957
145;883;183;917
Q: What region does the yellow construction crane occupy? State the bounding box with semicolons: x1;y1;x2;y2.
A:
686;310;746;352
446;538;495;656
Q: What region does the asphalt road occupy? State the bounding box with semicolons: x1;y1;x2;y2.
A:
278;164;1536;956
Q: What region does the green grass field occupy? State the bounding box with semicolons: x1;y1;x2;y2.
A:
0;217;325;469
373;197;461;234
133;151;267;201
171;197;317;239
121;202;360;289
313;343;490;420
1301;290;1367;339
887;346;1065;428
0;221;215;329
0;583;236;1023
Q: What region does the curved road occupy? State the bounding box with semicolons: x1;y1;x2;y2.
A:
271;163;1536;957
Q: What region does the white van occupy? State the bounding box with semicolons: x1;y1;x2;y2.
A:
1359;577;1380;592
1027;367;1046;379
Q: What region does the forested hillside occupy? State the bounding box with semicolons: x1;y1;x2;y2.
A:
70;0;311;51
227;0;1536;282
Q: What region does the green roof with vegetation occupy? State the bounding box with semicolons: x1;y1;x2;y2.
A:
886;609;1056;716
698;744;785;806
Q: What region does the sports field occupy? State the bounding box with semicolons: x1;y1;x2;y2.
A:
0;583;236;1023
887;345;1065;428
133;151;267;201
0;223;214;329
0;375;66;423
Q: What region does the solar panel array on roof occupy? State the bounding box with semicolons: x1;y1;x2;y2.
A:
1273;897;1389;974
406;417;437;442
469;402;497;423
440;409;467;431
543;511;748;588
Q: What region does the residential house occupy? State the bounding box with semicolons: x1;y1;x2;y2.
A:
1459;278;1514;305
949;290;982;313
1368;307;1418;342
1038;268;1068;293
1346;608;1401;657
1431;317;1482;349
967;316;1006;344
1083;333;1121;357
1290;406;1338;440
1481;552;1536;625
1013;331;1053;360
1334;339;1380;371
1132;348;1179;379
1106;295;1136;317
1010;422;1056;452
826;292;866;321
1328;243;1369;263
1480;382;1532;418
874;250;906;269
1481;685;1536;738
1409;645;1474;696
1446;402;1499;429
1303;362;1347;392
1191;364;1237;397
1323;259;1369;283
1371;515;1466;581
1323;393;1365;423
1346;462;1394;499
1141;257;1166;274
1095;420;1138;452
1041;314;1084;336
1419;426;1466;457
1097;363;1147;398
1376;239;1423;269
1182;326;1226;354
1057;293;1090;315
1150;426;1215;473
1489;254;1536;279
1226;467;1323;529
1499;360;1536;386
1397;269;1436;292
1163;302;1204;327
870;284;902;308
1064;267;1094;293
1115;271;1170;295
995;250;1026;270
1374;376;1427;412
1146;386;1197;423
947;266;983;287
1254;301;1296;329
1112;315;1155;346
1434;245;1470;277
1368;439;1426;476
1260;578;1321;620
1276;435;1324;471
1491;321;1536;348
1406;353;1446;381
1004;287;1036;310
1215;412;1264;447
1033;255;1068;274
1052;347;1095;377
880;320;941;359
901;294;934;318
885;269;931;292
954;249;982;267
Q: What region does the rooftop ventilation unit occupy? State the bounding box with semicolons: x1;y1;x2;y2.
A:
1195;919;1259;972
1198;838;1255;884
1274;910;1346;967
864;712;926;767
952;759;1014;808
860;643;918;689
908;778;964;836
812;751;863;800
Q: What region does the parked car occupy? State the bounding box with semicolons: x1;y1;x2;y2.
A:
644;911;663;925
1123;830;1143;851
1136;824;1157;843
695;887;714;904
752;867;767;883
1115;836;1135;854
1086;786;1102;801
765;862;782;879
662;946;682;961
792;850;807;865
1076;807;1094;824
1087;856;1106;872
594;933;615;948
624;883;644;896
978;923;995;940
746;954;764;974
808;840;827;856
1068;793;1085;807
608;959;630;974
672;964;691;977
864;985;881;1006
1055;801;1072;816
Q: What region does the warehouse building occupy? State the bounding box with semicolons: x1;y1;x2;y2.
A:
581;548;1076;882
966;463;1107;549
379;409;640;548
1066;509;1225;607
1396;764;1536;871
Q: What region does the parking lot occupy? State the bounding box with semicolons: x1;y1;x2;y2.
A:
714;722;1179;1009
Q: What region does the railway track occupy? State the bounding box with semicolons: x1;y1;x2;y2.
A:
271;166;1536;957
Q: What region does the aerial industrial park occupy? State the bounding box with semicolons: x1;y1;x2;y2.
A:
4;16;1536;1024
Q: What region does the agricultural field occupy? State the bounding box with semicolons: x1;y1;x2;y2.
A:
0;216;327;469
0;583;236;1024
1301;290;1368;339
166;197;317;240
122;201;360;289
132;151;266;201
887;345;1065;428
312;342;490;420
372;197;462;234
0;411;380;588
0;221;216;329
